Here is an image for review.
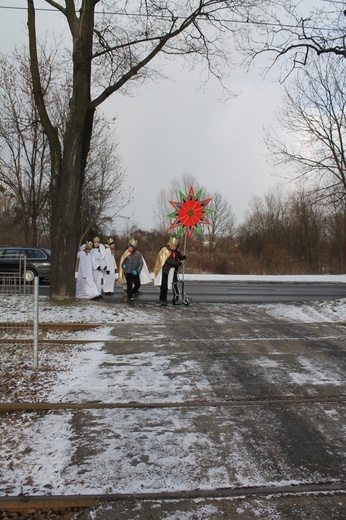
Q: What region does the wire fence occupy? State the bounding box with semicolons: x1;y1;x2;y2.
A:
0;261;39;368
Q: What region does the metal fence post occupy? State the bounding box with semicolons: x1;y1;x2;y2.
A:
33;277;39;368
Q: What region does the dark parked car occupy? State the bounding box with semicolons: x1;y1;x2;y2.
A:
0;246;51;282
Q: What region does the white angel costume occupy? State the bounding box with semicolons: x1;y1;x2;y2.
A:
76;251;99;299
103;246;117;294
90;243;106;295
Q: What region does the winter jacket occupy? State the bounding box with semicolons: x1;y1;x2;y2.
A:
122;250;143;274
162;248;183;274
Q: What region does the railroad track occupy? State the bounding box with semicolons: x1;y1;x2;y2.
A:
1;394;345;412
1;318;345;516
1;481;346;513
2;395;345;513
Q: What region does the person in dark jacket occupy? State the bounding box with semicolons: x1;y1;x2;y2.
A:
154;237;186;306
116;238;148;304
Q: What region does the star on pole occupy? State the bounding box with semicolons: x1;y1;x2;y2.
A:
167;186;213;239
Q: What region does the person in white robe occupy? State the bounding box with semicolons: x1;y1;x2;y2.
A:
75;243;85;274
76;242;100;300
103;237;117;295
90;236;106;296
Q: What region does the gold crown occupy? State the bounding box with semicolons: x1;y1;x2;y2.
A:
168;237;179;247
128;238;138;247
85;241;93;250
93;236;100;242
107;238;114;245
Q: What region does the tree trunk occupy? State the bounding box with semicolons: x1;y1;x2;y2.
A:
27;0;96;300
50;110;95;300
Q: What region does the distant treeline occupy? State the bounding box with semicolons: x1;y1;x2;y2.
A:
2;188;346;275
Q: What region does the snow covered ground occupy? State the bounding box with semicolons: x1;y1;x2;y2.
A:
1;274;346;505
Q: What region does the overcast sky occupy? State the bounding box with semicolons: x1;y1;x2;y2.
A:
0;1;300;232
109;61;286;231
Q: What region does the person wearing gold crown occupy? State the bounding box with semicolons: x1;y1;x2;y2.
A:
90;235;107;298
103;237;117;295
117;238;151;304
154;237;186;306
76;241;100;300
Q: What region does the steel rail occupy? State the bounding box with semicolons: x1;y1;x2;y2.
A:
2;333;346;346
1;395;345;413
1;482;346;513
0;322;103;329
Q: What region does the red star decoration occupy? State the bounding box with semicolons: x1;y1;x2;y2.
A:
168;186;213;239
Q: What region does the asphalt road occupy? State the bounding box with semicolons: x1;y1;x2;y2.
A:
179;281;346;303
40;281;346;303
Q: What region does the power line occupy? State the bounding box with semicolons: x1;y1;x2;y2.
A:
0;3;340;33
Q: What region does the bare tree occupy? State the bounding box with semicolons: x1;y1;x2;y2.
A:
238;184;328;273
265;55;346;204
0;49;130;249
0;53;51;245
205;191;236;249
25;0;268;299
238;184;290;258
325;198;346;272
79;115;133;244
153;173;199;231
153;189;171;233
242;0;346;78
0;187;20;244
288;188;326;272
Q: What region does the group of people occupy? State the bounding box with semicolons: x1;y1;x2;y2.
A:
75;236;118;301
76;235;186;306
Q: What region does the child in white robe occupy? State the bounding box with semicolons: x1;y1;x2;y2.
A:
76;241;100;300
103;237;117;295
